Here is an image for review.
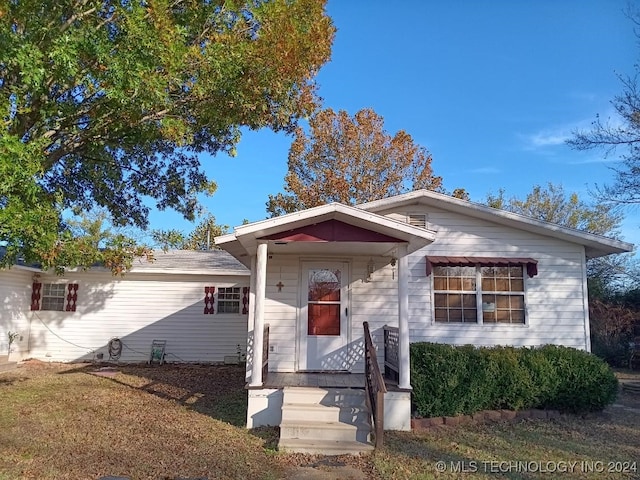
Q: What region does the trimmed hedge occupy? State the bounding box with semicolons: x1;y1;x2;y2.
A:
410;343;618;418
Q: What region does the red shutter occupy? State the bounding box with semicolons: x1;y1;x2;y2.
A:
30;282;42;311
65;283;79;312
242;286;250;314
204;286;215;314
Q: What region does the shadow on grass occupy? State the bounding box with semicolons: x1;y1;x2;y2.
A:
250;426;281;452
58;363;248;427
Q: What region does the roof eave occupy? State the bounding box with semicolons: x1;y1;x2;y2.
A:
360;190;634;257
214;203;436;261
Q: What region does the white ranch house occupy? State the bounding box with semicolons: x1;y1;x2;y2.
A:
1;189;633;454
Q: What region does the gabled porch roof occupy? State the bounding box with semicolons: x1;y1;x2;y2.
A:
215;203;436;266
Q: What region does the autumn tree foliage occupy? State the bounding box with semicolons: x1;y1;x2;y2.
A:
0;0;334;270
266;108;442;216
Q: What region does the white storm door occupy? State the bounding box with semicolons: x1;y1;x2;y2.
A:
299;262;349;371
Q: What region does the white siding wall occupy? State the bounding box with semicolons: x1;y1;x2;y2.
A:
0;267;32;358
262;255;395;374
1;270;249;363
263;256;299;372
258;201;592;375
381;205;590;350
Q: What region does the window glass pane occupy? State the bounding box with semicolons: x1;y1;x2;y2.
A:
41;283;66;311
481;278;495;291
308;269;341;301
217;287;241;313
495;267;509;277
434;309;448;322
462;294;476;308
448;277;462;290
460;267;476;276
510;295;524;309
308;304;340;335
495;278;510;291
462;278;476;290
42;297;64;311
481;266;495;277
483;312;496;323
448;294;461;308
433;277;447;290
218;301;240;314
463;309;478;322
433;262;529;325
495;295;510;308
433;266;448;276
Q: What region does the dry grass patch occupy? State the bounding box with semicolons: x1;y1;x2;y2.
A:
0;362;284;480
2;362;639;480
372;369;640;479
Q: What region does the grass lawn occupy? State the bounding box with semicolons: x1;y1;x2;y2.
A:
0;361;638;480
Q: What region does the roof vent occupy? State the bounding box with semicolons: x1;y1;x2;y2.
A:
408;214;427;229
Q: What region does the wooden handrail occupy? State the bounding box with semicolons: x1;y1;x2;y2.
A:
262;323;269;381
363;321;387;449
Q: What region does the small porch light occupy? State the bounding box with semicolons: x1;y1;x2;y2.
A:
366;258;375;282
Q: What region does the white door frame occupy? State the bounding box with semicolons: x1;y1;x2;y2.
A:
297;260;350;371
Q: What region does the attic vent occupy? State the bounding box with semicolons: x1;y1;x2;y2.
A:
408;214;427;229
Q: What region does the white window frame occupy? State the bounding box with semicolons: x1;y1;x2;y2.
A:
41;283;67;311
217;287;241;314
432;264;527;325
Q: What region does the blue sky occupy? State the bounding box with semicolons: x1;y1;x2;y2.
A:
147;0;638;247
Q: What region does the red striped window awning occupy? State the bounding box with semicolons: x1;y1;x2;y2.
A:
425;256;539;278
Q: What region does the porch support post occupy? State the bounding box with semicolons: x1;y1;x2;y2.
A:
397;244;411;389
250;241;268;387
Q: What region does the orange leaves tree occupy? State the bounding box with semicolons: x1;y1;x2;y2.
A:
266;108;442;216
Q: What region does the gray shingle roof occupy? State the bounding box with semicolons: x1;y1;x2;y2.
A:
131;249;249;274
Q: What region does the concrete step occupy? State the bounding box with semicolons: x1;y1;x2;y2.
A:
280;419;371;443
622;381;640;394
0;361;18;374
278;438;374;455
282;386;366;406
279;386;373;454
281;402;370;424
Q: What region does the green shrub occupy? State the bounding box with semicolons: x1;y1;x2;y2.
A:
410;343;618;417
535;345;618;413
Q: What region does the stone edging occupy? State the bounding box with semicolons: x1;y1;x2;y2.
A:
411;409;564;430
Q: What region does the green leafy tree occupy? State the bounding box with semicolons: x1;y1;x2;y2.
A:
0;0;334;269
49;209;153;275
152;214;227;251
485;183;622;236
267;108;442;216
